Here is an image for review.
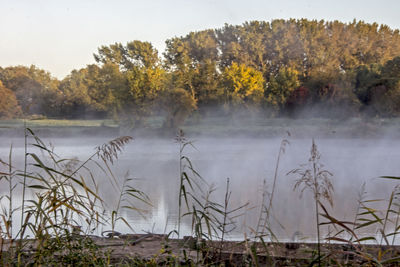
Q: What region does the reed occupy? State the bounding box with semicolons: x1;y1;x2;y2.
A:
2;128;400;265
255;133;289;242
0;129;153;265
175;129;205;237
289;139;334;267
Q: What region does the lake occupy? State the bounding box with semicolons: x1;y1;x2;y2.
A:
0;133;399;241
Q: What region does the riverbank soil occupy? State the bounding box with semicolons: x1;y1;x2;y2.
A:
2;234;400;266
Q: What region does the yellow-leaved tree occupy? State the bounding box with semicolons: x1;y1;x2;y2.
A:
222;62;265;110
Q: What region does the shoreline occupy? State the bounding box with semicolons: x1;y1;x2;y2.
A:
0;120;399;139
2;234;400;265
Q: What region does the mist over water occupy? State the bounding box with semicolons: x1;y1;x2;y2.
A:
1;125;400;241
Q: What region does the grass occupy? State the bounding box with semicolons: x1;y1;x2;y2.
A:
0;128;150;265
1;127;400;265
0;119;119;128
3;116;400;137
289;139;334;267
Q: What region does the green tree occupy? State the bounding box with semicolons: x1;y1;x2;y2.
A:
160;88;197;129
305;71;361;118
354;64;382;105
368;57;400;116
121;65;166;127
164;30;221;107
94;41;166;126
87;63;127;118
353;57;400;116
265;67;300;112
59;68;94;118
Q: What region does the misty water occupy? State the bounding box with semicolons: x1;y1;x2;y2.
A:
1;133;400;242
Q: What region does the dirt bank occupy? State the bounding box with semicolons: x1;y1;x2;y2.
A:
2;234;400;266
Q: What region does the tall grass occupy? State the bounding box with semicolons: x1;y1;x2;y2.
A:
175;129;206;237
1;128;400;265
0;129;151;265
289;139;334;267
255;134;289;240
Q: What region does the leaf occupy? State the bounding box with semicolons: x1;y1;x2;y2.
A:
380;176;400;180
354;236;377;243
28;184;49;190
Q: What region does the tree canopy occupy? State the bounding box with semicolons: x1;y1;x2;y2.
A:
1;19;400;126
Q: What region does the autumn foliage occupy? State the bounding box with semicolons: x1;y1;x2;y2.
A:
0;81;21;118
1;19;400;126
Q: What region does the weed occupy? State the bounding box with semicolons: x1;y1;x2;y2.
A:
289;139;334;267
0;129;153;265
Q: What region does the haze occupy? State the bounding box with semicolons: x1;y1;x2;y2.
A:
1;123;399;240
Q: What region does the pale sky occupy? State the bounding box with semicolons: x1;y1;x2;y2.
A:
1;0;399;79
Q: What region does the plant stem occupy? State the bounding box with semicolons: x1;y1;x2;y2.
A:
267;141;284;217
313;159;321;267
221;178;229;243
20;120;28;240
8;144;13;238
392;204;400;245
177;140;183;237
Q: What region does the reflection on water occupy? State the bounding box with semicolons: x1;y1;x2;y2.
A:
0;135;399;240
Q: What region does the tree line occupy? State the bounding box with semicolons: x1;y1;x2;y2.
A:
1;19;400;128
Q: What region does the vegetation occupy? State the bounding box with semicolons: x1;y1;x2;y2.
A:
0;129;149;265
2;18;400;265
0;129;399;265
289;140;334;266
1;19;400;128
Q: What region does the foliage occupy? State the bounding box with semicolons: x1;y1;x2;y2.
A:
265;67;300;112
0;81;21;119
59;68;96;118
2;19;400;123
94;41;166;127
1;128;400;265
161;88;197;129
354;56;400;116
222;62;265;109
0;65;61;116
0;129;151;265
289;140;334;266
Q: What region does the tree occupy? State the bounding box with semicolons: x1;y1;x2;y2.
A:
59;68;93;118
354;64;382;105
160;88;197;129
381;56;400;87
94;41;166;126
0;65;61;116
265;67;300;112
305;71;361;118
86;63;127;118
0;81;21;118
368;57;400;116
191;60;223;108
353;57;400;116
121;65;166;127
164;30;221;108
222;62;265;110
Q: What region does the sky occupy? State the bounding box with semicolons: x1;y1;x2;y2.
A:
1;0;399;79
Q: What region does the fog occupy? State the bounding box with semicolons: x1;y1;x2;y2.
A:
1;120;400;242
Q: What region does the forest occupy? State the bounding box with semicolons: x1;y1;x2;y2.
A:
1;19;400;128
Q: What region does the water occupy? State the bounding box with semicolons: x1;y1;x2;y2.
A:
0;135;399;241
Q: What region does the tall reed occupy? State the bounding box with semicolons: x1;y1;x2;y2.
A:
289;139;333;267
256;134;289;240
0;129;153;265
175;129;204;237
